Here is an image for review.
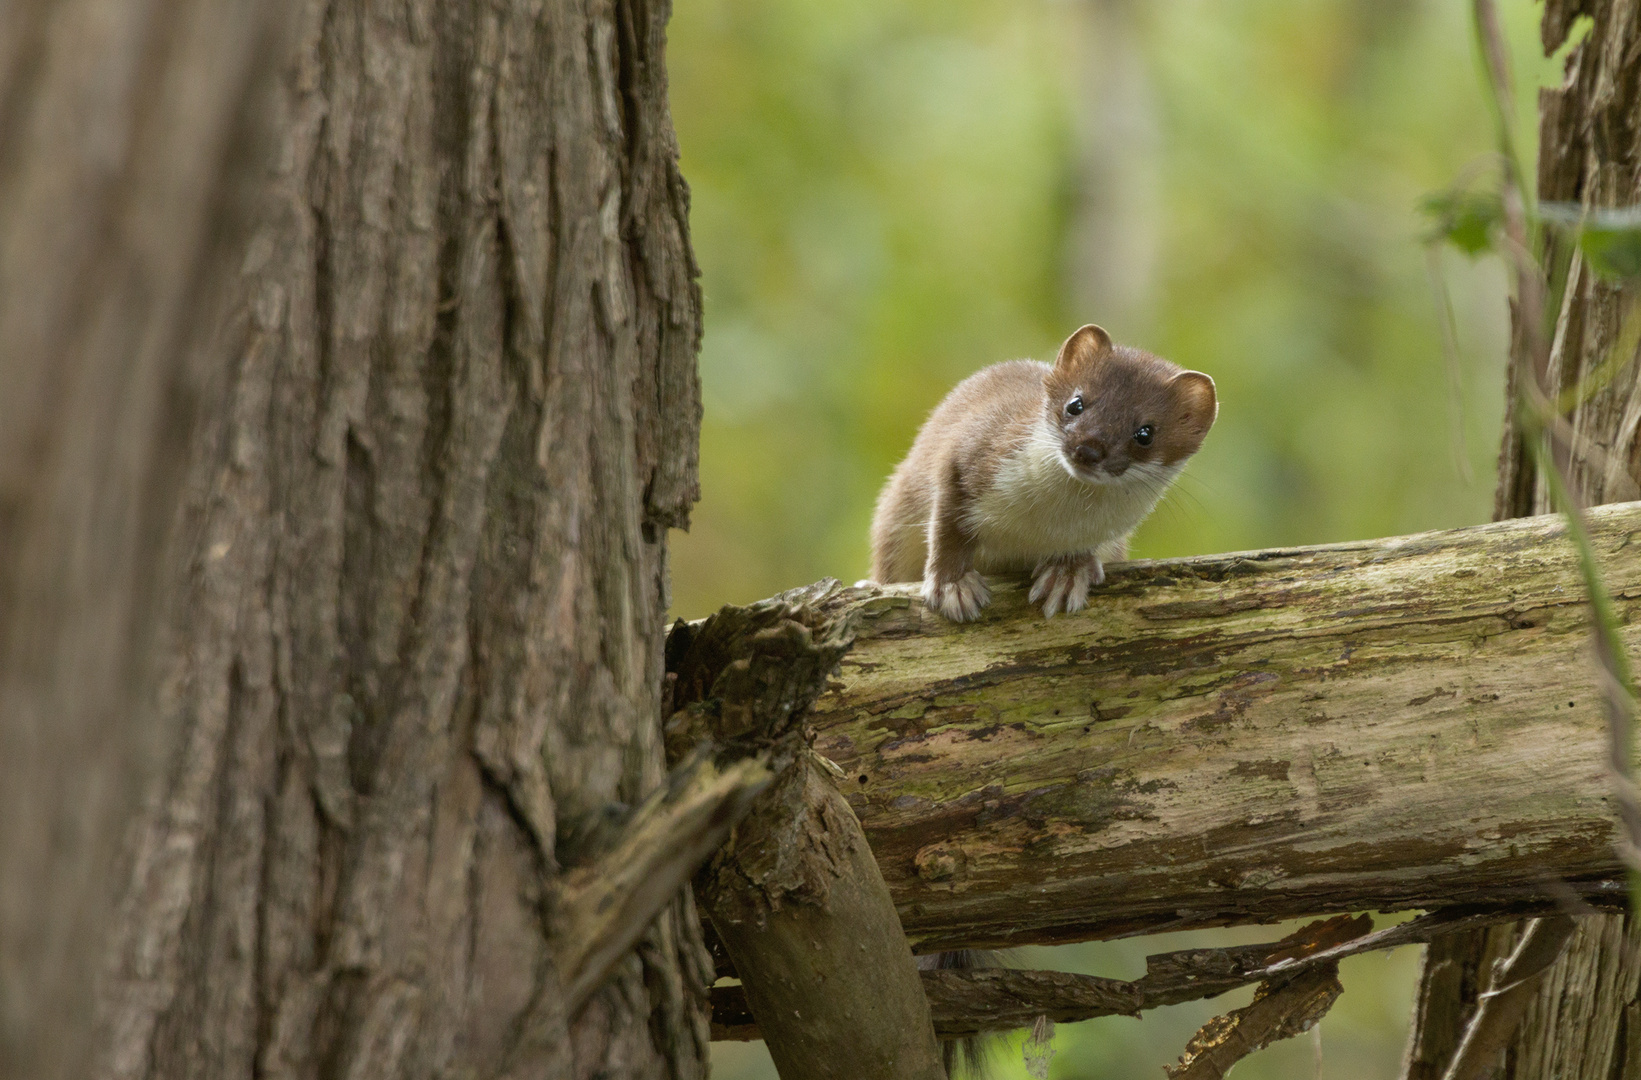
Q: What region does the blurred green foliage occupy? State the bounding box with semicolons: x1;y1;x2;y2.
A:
668;0;1561;1075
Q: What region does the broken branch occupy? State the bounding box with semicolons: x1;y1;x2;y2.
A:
1165;964;1345;1080
553;749;771;1012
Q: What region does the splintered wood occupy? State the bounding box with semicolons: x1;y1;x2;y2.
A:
1166;965;1344;1080
1160;916;1374;1078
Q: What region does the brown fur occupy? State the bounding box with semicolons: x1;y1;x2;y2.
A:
869;325;1217;620
869;359;1045;584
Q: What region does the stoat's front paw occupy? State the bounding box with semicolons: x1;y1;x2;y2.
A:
1030;552;1103;617
923;571;991;622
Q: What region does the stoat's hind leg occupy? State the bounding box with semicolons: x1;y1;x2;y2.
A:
1029;551;1102;616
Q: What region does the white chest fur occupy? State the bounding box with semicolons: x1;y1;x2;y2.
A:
965;424;1179;572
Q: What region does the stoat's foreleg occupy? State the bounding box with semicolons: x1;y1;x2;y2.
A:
1029;551;1102;617
922;460;991;622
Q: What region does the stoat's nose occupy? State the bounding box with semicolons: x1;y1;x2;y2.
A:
1072;440;1108;468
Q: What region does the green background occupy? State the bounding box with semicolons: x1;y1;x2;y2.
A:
667;1;1562;1075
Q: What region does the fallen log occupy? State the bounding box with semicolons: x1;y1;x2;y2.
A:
774;503;1641;951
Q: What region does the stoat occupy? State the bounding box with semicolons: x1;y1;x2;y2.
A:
869;324;1217;620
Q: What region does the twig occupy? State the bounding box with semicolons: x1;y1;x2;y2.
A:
1471;0;1521;191
1438;916;1579;1080
1165;964;1345;1080
1257;909;1508;978
1425;245;1476;484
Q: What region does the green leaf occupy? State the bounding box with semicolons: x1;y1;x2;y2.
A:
1541;201;1641;280
1580;229;1641;279
1420;188;1503;256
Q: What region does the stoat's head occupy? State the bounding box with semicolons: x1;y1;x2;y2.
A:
1044;324;1218;486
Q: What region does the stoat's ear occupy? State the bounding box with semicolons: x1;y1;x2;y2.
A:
1168;371;1218;444
1053;324;1113;375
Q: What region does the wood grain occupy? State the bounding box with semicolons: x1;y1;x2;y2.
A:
798;503;1641;951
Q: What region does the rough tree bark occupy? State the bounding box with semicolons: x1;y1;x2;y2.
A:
0;2;718;1079
0;2;286;1073
1404;3;1641;1077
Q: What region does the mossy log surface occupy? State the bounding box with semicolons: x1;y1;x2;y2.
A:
803;503;1641;952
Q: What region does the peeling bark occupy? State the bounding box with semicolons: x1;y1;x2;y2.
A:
0;2;708;1079
555;752;770;1014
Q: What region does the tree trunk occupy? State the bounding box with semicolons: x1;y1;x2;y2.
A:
1404;3;1641;1077
0;1;709;1078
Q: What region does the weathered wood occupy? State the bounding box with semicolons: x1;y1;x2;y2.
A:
793;502;1641;952
671;592;947;1079
710;966;1135;1044
1440;916;1579;1080
555;752;770;1012
710;912;1381;1042
1166;964;1344;1080
710;904;1619;1045
697;754;947;1080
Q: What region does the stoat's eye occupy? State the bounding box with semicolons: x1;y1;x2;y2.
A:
1065;396;1084;417
1133;425;1154;447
